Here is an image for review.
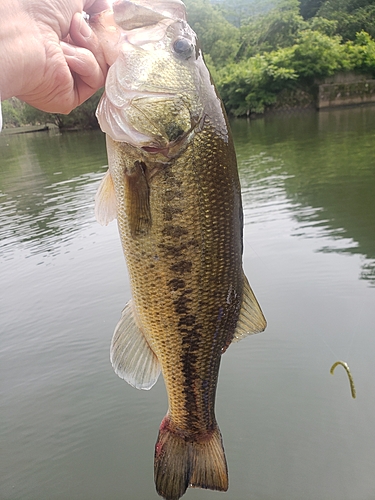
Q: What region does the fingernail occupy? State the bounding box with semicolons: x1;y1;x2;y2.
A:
61;41;77;56
79;16;92;38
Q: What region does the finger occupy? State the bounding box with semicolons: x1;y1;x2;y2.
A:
61;41;106;106
69;12;108;75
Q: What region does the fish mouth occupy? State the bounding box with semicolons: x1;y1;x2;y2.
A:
141;145;171;158
127;93;200;158
140;127;196;159
96;88;202;153
128;94;201;158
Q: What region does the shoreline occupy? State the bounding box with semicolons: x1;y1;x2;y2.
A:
3;100;375;133
1;123;59;135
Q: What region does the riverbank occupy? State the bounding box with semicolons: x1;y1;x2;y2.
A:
3;77;375;132
2;123;59;135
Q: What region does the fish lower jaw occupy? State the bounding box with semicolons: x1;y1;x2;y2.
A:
141;145;170;157
140;128;195;159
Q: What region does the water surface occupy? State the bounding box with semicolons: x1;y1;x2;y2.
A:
1;108;375;500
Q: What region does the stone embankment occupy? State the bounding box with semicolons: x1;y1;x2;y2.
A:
318;73;375;109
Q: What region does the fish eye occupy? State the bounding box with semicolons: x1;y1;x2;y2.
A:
173;37;194;59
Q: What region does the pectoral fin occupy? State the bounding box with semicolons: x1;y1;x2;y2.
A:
233;274;267;342
125;160;152;237
111;301;161;390
95;169;117;225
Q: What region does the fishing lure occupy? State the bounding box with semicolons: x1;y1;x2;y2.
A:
330;361;356;399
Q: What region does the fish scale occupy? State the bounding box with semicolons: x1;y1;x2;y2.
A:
109;124;243;433
92;1;266;499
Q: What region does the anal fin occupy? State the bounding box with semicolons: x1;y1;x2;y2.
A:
233;274;267;342
110;301;161;390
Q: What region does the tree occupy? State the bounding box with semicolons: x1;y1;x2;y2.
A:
291;29;349;79
300;0;325;20
213;0;275;28
3;91;102;129
216;48;298;115
2;98;24;127
317;0;375;40
184;0;240;65
260;0;306;48
344;31;375;76
239;0;307;58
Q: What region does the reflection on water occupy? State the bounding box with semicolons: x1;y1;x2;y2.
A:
0;130;107;258
1;108;375;500
233;107;375;286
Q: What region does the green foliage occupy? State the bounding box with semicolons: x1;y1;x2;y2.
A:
299;0;325;20
344;30;375;75
4;0;375;125
291;30;349;78
215;27;375;115
317;0;375;40
56;90;103;129
2;98;24;127
214;0;275;28
209;0;375;116
22;104;57;127
3;91;102;129
217;49;298;115
307;16;338;36
259;0;306;48
239;0;307;58
184;0;240;64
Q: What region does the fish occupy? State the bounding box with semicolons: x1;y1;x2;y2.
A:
90;1;267;499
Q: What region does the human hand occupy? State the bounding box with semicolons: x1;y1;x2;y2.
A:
0;0;110;114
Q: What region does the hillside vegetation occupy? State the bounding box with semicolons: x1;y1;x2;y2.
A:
3;0;375;127
187;0;375;115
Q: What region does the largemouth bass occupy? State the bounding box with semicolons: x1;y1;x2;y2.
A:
91;2;266;499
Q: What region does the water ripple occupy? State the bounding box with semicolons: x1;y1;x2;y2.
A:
0;170;106;260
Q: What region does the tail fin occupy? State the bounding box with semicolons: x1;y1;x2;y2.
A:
154;416;228;500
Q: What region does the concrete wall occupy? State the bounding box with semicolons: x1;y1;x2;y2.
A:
318;78;375;109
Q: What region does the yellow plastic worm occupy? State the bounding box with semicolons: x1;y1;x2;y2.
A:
330;361;356;399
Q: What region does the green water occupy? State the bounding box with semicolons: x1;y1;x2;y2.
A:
1;107;375;500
